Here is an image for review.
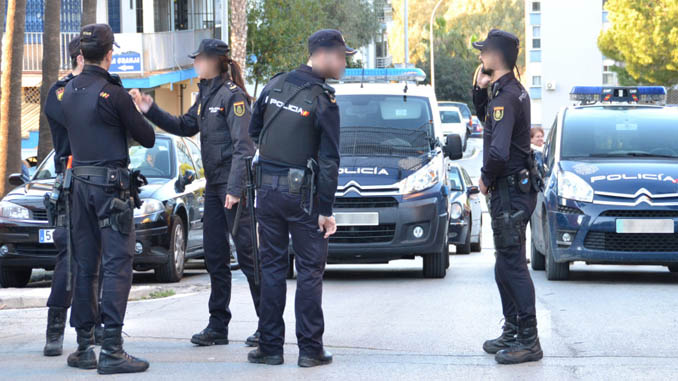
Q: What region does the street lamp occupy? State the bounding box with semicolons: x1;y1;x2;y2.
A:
430;0;444;91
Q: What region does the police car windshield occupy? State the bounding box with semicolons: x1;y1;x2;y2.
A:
129;138;173;178
336;95;434;157
560;107;678;159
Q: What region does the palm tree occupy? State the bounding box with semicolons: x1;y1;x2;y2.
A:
0;0;27;196
230;0;248;72
82;0;97;26
0;0;6;100
37;0;62;162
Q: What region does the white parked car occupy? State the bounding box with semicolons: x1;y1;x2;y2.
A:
439;106;468;150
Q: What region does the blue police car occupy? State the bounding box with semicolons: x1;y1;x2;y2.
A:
530;86;678;280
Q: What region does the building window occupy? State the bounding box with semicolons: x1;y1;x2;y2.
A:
602;11;609;23
532;1;541;12
603;72;616;85
533;39;541;49
530;50;541;62
136;0;144;32
532;76;542;87
530;13;541;25
530;87;542;100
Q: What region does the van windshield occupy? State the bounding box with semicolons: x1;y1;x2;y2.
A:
336;95;434;158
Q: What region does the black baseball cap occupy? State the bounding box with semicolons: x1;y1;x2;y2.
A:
308;29;357;56
68;37;81;59
189;39;230;59
80;23;119;52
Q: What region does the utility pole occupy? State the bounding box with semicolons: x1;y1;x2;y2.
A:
403;0;408;66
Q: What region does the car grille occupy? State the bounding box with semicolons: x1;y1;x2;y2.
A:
330;224;396;243
584;232;678;252
599;210;678;218
334;197;398;209
557;205;583;214
15;243;59;256
31;209;49;221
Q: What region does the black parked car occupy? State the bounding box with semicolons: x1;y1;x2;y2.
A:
0;134;212;287
446;163;483;254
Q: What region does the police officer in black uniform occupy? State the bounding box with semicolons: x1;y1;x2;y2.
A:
61;24;155;374
246;29;352;368
130;39;262;347
472;29;542;365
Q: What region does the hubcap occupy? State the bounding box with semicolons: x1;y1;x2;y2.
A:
174;223;185;274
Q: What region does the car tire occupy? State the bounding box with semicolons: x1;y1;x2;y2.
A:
155;218;186;283
444;241;450;269
470;215;482;252
530;238;546;271
0;265;32;288
455;226;471;254
423;240;447;278
544;220;569;280
668;265;678;273
286;252;296;280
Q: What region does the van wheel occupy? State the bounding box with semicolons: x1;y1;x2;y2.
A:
0;265;32;288
545;222;569;280
155;218;186;283
456;228;471;254
423;241;447;278
530;238;546;271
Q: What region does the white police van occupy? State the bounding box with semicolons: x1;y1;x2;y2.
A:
316;68;461;278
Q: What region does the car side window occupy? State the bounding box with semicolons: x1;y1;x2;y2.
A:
461;168;473;187
545;119;557;171
185;138;204;179
175;140;196;177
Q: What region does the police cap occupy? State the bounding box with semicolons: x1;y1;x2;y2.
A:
308;29;357;56
473;29;519;67
189;39;230;59
80;23;119;53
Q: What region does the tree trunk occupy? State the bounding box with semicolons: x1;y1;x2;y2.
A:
0;0;6;100
230;0;248;72
37;0;62;163
0;0;27;196
82;0;97;26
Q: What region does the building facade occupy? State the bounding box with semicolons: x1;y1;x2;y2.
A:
524;0;617;128
356;0;394;69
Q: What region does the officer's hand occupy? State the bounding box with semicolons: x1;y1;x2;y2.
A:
479;178;489;195
225;194;240;209
318;215;337;239
476;71;492;89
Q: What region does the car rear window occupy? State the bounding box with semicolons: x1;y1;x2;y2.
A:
440;110;461;123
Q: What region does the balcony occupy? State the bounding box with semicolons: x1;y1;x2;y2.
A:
376;56;393;68
22;29;213;75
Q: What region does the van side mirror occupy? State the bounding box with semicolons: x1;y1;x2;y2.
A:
443;134;463;160
467;185;480;195
8;173;25;187
175;169;196;193
183;170;195;185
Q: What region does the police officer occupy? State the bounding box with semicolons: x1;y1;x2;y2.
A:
130;39;262;347
472;29;542;365
61;24;155;374
246;29;351;367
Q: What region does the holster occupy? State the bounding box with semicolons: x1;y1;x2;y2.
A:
100;196;134;234
300;158;318;215
492;178;527;250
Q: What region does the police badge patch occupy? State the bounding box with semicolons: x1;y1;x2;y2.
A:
493;106;504;121
56;87;65;101
233;101;245;117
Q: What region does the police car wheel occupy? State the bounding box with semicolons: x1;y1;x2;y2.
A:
155;218;186;283
544;223;569;280
668;265;678;273
0;265;32;288
456;228;471;254
423;241;448;278
530;238;546;271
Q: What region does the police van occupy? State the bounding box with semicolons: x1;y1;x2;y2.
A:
530;86;678;280
314;68;461;278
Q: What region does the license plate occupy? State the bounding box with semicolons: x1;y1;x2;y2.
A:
615;219;674;234
334;212;379;226
39;229;55;243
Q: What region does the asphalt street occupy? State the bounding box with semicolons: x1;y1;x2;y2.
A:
1;137;678;380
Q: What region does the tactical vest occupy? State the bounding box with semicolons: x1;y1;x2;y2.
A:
61;75;129;167
259;73;329;168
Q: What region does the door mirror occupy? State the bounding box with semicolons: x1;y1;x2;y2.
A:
467;185;480;195
8;173;26;187
175;169;196;193
183;170;195;185
443;134;463;160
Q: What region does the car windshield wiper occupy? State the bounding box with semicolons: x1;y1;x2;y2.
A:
586;152;678;159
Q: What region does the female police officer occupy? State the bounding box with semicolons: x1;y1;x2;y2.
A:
130;39;261;347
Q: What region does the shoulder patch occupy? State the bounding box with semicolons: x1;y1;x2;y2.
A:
233;101;246;117
56;87;65;101
227;82;239;92
493;106;504;121
99;91;110;99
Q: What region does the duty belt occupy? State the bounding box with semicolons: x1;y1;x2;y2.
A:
261;173;293;187
490;174;519;193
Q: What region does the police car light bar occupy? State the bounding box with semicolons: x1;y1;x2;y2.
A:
338;68;427;84
570;86;666;105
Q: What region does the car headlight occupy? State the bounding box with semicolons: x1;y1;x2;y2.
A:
557;170;594;203
0;201;30;220
450;202;463;219
134;199;164;217
399;155;442;194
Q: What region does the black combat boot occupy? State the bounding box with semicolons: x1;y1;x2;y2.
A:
44;307;67;356
67;327;97;369
97;327;149;374
482;316;518;354
190;326;229;346
298;349;333;368
94;324;104;346
245;330;260;347
495;316;543;364
247;348;284;365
